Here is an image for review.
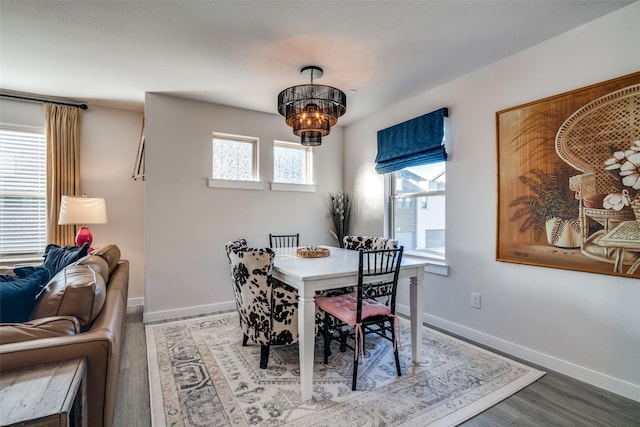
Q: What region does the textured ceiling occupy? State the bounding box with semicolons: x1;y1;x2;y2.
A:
0;1;633;124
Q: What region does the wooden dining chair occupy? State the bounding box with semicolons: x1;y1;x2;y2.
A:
316;246;404;390
225;239;299;369
269;233;300;249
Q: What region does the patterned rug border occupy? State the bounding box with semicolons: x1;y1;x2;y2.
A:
146;311;544;427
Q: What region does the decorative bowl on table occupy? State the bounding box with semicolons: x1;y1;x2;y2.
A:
296;246;330;258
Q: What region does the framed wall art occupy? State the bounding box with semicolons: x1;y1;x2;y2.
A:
496;71;640;278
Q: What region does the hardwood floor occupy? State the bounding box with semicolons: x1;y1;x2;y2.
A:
114;306;640;426
113;307;151;426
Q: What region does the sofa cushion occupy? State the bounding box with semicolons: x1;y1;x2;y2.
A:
0;266;51;323
0;316;79;344
31;263;106;330
91;244;121;274
43;243;90;277
78;255;110;285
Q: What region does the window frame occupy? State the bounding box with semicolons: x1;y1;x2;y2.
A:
0;124;48;262
208;131;263;190
270;140;316;192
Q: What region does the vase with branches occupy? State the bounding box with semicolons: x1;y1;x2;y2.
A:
328;191;352;248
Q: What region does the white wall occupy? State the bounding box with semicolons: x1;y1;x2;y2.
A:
344;3;640;400
0;99;145;302
80;105;145;303
143;94;344;321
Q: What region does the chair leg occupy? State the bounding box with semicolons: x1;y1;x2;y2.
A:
323;313;331;364
242;334;249;346
391;320;401;377
339;328;348;352
352;333;361;391
260;345;270;369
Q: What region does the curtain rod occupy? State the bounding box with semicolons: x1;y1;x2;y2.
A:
0;93;88;110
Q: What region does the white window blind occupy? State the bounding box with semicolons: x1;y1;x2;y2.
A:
0;127;47;257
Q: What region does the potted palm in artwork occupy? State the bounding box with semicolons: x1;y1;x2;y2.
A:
509;168;581;248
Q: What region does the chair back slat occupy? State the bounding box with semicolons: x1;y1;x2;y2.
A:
356;247;403;322
269;233;300;248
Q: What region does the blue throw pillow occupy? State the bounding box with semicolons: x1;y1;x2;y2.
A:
0;266;51;323
42;243;90;277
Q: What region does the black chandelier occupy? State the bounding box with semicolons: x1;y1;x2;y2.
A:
277;66;347;146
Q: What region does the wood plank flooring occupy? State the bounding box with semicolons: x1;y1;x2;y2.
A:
114;306;640;426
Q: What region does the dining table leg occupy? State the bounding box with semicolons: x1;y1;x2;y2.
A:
410;270;425;363
298;284;316;401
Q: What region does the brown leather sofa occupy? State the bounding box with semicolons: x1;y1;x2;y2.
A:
0;245;129;427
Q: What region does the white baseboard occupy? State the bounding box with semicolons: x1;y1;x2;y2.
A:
127;297;144;307
142;301;237;324
397;304;640;402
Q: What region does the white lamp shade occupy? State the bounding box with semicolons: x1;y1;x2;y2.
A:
58;196;107;225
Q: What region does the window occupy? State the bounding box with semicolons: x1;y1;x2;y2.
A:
390;162;445;258
209;132;262;190
0;126;47;258
273;140;313;185
211;132;258;181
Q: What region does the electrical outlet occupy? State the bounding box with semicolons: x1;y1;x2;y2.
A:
471;292;481;309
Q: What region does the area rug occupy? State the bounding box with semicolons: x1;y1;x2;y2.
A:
146;312;544;427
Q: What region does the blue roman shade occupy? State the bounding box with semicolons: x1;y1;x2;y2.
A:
375;107;448;174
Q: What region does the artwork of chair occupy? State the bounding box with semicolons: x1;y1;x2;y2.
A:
316;247;404;390
343;235;399;251
224;239;298;369
269;233;300;249
555;84;639;266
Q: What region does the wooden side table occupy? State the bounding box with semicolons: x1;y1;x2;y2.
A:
0;357;87;427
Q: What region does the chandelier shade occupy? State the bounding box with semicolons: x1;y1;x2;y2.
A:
277;66;347;146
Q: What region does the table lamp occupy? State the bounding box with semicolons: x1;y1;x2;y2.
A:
58;195;107;249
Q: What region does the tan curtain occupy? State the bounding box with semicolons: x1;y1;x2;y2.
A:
45;104;81;246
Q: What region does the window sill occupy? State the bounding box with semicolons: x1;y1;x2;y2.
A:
405;253;449;276
0;255;43;267
207;178;264;190
270;182;316;193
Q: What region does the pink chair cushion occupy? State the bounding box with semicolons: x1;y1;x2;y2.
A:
316;291;391;326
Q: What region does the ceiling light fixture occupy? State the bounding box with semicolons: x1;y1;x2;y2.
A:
277;66;347;146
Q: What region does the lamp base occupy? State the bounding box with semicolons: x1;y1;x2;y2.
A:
76;226;93;251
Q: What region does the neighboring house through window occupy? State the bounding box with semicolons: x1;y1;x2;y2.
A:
390;162;445;258
0;126;47;259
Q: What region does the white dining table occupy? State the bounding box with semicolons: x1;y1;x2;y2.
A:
273;246;427;401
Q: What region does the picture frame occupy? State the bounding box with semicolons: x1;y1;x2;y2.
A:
496;71;640;278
